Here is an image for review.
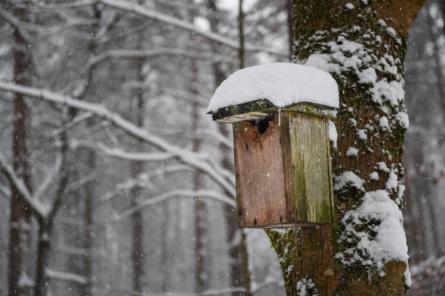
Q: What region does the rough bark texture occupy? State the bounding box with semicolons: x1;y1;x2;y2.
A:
8;3;33;296
34;130;69;296
268;1;426;295
82;156;94;296
129;55;146;295
80;6;102;295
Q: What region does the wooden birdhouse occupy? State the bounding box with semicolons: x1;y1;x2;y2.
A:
207;63;339;228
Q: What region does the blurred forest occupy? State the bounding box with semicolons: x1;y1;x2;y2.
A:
0;0;444;296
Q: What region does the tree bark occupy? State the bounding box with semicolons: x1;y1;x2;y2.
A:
33;225;51;296
80;6;103;296
8;3;33;296
191;48;207;296
129;63;146;294
269;1;426;295
83;164;94;296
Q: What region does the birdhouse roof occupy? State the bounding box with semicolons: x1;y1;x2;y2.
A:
207;63;339;114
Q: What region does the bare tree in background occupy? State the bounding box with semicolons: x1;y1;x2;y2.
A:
8;2;33;295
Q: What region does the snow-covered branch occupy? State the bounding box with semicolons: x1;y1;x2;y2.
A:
34;0;95;9
0;6;97;36
100;165;194;202
87;48;203;70
0;81;235;197
0;153;49;219
33;155;63;203
50;112;93;137
91;143;173;162
0;9;32;41
46;268;87;285
113;189;236;221
98;0;286;57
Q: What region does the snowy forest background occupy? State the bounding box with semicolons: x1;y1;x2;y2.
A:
0;0;444;295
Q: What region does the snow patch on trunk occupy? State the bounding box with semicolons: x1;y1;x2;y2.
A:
338;190;408;272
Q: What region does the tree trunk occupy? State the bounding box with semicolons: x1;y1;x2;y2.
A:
8;3;33;296
207;1;252;294
82;150;95;296
81;6;103;296
33;225;51;296
34;119;70;296
191;53;207;295
186;0;208;293
129;64;146;294
269;1;426;295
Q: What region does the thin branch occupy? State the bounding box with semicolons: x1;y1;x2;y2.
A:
0;81;235;197
45;268;87;285
66;173;97;193
74;141;174;162
50;112;93;138
33;154;62;202
87;48;204;70
34;0;96;9
0;153;48;219
100;164;194;202
112;189;236;221
98;0;287;57
0;9;32;41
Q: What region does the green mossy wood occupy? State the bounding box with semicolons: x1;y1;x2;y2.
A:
212;100;336;228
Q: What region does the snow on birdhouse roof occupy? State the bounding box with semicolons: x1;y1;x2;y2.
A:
207;63;339;113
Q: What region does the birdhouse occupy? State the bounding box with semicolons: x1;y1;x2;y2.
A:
207;63;339;228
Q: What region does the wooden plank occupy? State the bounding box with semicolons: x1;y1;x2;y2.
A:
280;112;297;223
233;116;289;227
289;113;334;223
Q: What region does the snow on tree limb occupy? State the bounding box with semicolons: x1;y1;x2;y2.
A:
100;165;194;202
112;189;237;221
34;0;95;9
73;141;174;162
0;81;235;197
86;48;221;71
0;153;49;219
98;0;286;57
0;9;32;41
96;145;173;162
50;112;93;138
33;154;63;203
45;268;87;285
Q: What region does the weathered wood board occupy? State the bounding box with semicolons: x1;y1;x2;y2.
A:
289;113;334;223
233;115;291;227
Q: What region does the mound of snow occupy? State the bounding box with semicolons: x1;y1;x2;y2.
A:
207;63;339;112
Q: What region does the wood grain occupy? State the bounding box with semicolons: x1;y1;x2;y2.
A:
289;113;334;223
234;115;289;227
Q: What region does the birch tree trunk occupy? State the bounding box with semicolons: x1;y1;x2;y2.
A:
269;1;426;295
